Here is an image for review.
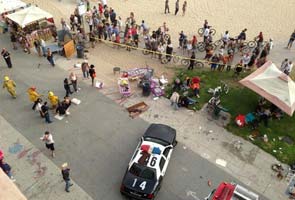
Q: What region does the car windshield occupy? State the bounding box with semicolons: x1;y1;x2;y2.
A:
129;163;156;180
144;136;169;146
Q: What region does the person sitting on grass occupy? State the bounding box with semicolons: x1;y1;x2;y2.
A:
190;77;200;98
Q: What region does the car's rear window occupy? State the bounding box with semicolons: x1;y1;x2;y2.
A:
144;136;169;146
129;163;155;180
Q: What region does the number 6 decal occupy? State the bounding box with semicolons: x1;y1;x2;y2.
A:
150;157;157;166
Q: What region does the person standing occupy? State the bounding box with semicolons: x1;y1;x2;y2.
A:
2;76;16;98
188;52;196;70
69;72;78;92
182;1;187;16
89;64;96;86
81;60;90;78
27;87;41;110
10;33;17;50
40;39;46;57
48;91;59;109
287;30;295;49
64;78;73;97
281;58;289;72
40;131;55;157
164;0;170;14
1;48;12;68
175;0;179;15
34;39;42;57
61;163;73;192
46;48;55;66
41;102;52;123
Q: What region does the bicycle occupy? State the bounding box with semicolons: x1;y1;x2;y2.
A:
180;58;204;69
161;52;180;64
198;27;216;36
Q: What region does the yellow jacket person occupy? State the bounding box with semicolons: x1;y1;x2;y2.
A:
2;76;16;98
27;86;40;102
48;91;59;108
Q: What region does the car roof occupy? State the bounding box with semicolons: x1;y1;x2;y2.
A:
143;124;176;145
131;141;165;178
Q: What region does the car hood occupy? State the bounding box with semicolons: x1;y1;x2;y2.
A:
123;171;157;194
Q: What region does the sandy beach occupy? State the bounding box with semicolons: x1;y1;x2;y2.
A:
23;0;295;43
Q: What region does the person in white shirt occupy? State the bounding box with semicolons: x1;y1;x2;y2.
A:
280;58;288;72
242;53;251;68
284;61;293;75
222;30;230;46
203;27;210;42
157;43;165;59
41;131;55;157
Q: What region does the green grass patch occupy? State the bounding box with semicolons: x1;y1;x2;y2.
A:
166;68;295;164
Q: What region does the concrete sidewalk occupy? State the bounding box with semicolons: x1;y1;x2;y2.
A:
0;115;93;200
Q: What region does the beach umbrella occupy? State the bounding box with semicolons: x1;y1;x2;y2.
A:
239;61;295;116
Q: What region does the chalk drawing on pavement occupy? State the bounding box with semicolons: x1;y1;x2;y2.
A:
8;140;24;154
27;150;41;165
186;190;201;200
33;162;47;179
17;148;32;159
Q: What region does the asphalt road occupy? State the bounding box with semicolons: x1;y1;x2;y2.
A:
0;34;267;200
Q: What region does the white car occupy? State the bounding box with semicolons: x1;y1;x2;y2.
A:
120;124;177;200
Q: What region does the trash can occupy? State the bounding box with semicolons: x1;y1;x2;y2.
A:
142;82;151;97
76;45;84;58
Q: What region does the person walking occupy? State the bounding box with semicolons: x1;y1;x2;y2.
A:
164;0;170;14
40;39;46;57
2;76;16;98
41;102;52;123
10;33;17;50
27;87;41;110
69;72;78;92
61;163;73;192
64;78;73;97
175;0;179;15
81;60;90;78
48;91;59;110
89;64;96;86
46;48;55;66
287;30;295;49
182;1;187;16
1;48;12;68
40;131;55;157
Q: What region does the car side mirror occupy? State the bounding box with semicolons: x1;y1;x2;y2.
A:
172;140;178;147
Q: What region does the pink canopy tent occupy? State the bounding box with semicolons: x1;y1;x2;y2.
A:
239;61;295;116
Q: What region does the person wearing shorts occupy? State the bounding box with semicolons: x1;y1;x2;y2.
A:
41;131;55;157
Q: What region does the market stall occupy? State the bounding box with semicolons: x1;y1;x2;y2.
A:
6;5;56;47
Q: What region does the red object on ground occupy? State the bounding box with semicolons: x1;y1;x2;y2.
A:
212;182;235;200
235;114;246;127
192;76;200;83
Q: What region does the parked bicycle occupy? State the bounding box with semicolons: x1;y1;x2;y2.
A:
161;52;180;64
180;58;204;69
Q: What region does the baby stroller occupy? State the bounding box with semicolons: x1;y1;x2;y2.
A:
118;78;131;97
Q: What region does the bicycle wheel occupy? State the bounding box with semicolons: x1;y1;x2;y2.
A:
247;41;257;48
214;40;223;47
198;28;204;36
164;34;171;41
195;62;204;69
172;55;180;63
210;29;216;36
197;42;205;52
181;59;190;67
241;46;250;54
142;48;150;55
161;57;169;64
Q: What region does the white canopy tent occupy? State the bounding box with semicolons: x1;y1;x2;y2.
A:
0;0;26;14
6;5;53;28
240;61;295;116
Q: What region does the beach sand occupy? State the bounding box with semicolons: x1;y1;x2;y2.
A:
24;0;295;42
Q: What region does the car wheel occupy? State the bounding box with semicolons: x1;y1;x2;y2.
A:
173;140;178;147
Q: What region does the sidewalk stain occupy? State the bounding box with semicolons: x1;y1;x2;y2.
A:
33;162;47;179
8;140;24;154
27;150;42;165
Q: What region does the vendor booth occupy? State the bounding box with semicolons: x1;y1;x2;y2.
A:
6;5;56;47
